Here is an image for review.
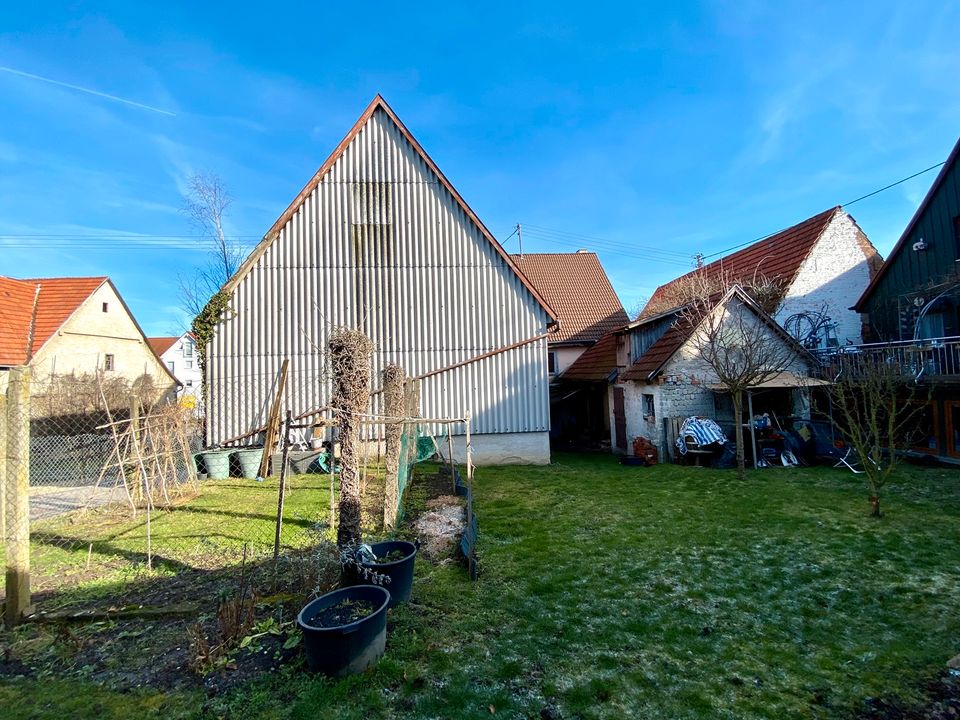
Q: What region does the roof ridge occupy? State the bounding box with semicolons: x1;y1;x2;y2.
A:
220;96;558;323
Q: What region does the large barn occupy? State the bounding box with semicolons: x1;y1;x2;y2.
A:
204;96;558;464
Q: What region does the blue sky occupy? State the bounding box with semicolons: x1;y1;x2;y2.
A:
1;2;958;334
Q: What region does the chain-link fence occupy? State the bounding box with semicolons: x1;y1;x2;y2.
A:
1;365;460;625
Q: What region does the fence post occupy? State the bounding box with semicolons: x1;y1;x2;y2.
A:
0;384;6;540
5;366;32;628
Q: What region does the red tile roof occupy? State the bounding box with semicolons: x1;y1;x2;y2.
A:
511;252;629;344
0;276;107;365
560;331;620;381
641;207;841;318
148;336;180;356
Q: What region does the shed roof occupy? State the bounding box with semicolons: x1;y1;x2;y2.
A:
641;207;841;318
510;252;628;344
560;331;620;381
0;276;107;366
853;135;960;312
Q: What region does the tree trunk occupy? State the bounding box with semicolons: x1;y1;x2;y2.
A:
869;495;881;518
733;390;746;480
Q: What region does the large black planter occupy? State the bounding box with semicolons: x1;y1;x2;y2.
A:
297;585;390;676
360;540;417;608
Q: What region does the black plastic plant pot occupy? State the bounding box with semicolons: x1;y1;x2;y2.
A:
361;540;418;608
296;585;390;676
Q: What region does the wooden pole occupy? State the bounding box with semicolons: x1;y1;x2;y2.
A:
0;387;6;540
446;429;456;494
129;395;152;570
5;366;32;629
258;359;290;478
273;410;292;564
748;391;758;470
328;425;337;534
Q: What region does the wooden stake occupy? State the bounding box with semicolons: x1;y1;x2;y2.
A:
273;411;292;565
128;395;152;570
258;359;290;478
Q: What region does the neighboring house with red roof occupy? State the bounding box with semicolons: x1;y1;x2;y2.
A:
148;333;201;405
642;206;881;348
587;287;813;456
511;251;628;375
0;275;176;402
203;96;558;464
565;206;879;457
511;251;629;449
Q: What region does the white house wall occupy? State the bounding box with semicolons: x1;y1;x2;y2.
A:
776;211;873;345
208;107;551;455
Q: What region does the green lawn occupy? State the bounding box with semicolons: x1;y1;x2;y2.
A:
4;454;960;719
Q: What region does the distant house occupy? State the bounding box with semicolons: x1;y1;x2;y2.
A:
566;206;879;457
0;276;177;408
148;333;201;406
852;135;960;461
511;251;629;448
203;95;558;464
643;206;882;348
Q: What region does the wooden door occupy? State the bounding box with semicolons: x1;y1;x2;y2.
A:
613;387;627;451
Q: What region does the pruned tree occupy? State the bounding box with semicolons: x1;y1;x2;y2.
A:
684;285;800;479
179;172;245;318
328;328;374;548
822;355;926;517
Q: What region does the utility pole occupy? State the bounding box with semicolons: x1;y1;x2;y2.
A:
516;223;523;259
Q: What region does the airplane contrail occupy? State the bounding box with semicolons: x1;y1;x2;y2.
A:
0;65;176;116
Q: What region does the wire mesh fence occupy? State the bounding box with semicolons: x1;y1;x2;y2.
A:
1;365;464;624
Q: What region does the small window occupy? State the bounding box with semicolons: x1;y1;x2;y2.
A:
183;341;194;357
168;361;175;373
104;354;115;371
102;302;109;313
186;380;193;387
185;360;193;369
642;393;655;420
547;352;557;374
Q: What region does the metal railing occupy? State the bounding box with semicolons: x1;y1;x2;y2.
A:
814;336;960;381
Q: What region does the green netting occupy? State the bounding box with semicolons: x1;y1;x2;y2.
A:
394;424;436;523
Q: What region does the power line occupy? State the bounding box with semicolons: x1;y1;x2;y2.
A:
701;160;947;261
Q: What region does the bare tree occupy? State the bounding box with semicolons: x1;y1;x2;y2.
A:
179;172;245;318
642;266;785;319
684;285;800;479
821;355;926;517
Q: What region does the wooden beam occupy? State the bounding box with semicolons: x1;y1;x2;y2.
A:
257;359;290;478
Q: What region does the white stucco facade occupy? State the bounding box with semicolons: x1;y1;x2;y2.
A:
158;334;203;401
775;210;875;346
31;282;174;393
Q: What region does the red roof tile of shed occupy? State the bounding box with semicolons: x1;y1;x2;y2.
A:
641;207;840;318
0;276;107;366
511;252;629;344
560;331;620;381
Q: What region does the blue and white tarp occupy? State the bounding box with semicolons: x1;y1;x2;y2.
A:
676;417;728;455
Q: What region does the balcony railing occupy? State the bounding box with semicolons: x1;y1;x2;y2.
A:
813;336;960;381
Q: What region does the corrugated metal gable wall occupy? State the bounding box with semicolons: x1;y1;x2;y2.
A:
207;108;550;443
